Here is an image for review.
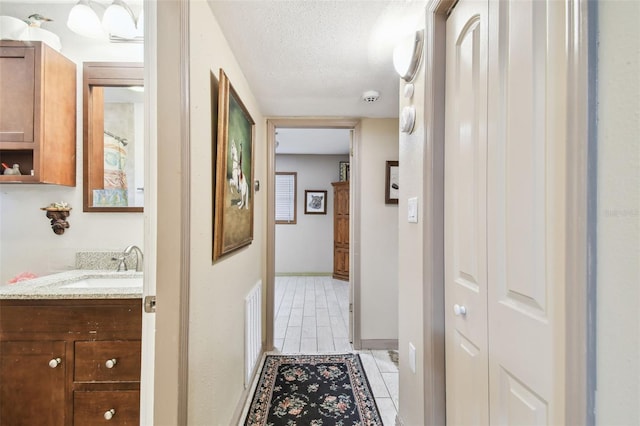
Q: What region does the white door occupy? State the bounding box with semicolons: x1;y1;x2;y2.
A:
486;1;566;423
444;0;489;424
445;0;566;424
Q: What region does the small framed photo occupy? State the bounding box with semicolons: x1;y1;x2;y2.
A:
385;160;399;204
339;161;350;181
304;190;327;214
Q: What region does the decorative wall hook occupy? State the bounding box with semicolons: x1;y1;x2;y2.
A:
41;202;72;235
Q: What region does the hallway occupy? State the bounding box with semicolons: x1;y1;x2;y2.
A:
273;276;399;424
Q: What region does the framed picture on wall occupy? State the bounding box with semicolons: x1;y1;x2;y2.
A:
304;190;327;214
213;69;256;261
339;161;350;181
385;160;399;204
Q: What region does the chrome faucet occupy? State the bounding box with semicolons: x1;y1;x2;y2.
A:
123;245;144;272
114;245;144;272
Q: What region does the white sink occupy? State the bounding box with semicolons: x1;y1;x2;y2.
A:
60;277;142;289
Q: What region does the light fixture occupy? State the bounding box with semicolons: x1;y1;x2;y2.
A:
66;0;105;39
393;30;424;82
67;0;142;42
102;0;137;39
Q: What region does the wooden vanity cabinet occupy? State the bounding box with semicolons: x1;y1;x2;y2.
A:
0;41;76;185
0;299;142;425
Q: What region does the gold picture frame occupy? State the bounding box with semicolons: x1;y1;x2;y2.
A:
213;69;255;261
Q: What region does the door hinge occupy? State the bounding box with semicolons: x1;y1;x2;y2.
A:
349;302;353;313
144;295;156;313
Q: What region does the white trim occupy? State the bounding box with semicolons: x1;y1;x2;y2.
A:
360;339;399;350
565;0;594;424
177;0;191;423
140;0;157;424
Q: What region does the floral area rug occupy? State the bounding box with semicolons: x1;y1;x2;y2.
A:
244;353;382;426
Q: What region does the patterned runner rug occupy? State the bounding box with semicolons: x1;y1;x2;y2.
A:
244;353;382;426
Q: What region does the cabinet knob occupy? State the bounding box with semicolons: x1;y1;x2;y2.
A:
104;409;116;420
48;358;62;368
453;304;467;316
105;358;118;369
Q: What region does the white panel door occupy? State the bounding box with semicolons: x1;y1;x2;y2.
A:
486;1;566;424
444;0;489;424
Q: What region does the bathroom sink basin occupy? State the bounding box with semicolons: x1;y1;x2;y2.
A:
60;277;142;289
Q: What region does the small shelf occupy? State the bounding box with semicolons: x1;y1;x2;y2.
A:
0;149;34;176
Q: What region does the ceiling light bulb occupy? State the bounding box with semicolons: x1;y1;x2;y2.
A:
67;0;105;39
102;0;137;39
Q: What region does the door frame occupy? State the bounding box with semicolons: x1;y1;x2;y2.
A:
266;118;362;351
422;0;594;423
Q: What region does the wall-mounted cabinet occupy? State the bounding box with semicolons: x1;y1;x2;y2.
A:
0;41;76;186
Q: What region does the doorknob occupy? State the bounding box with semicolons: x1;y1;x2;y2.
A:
453;304;467;316
48;357;62;368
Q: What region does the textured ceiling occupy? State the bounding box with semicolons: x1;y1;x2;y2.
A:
208;0;427;119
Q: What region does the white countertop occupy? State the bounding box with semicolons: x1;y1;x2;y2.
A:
0;270;143;300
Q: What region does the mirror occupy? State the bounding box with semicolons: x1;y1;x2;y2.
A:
83;62;144;212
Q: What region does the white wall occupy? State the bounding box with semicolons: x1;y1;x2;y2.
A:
358;118;399;343
397;13;429;424
186;2;266;423
596;1;640;424
0;2;144;284
275;154;348;274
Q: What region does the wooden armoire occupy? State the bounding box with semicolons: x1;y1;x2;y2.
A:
332;181;349;281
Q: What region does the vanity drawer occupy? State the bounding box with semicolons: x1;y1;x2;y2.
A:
0;299;141;340
73;390;139;425
75;341;141;382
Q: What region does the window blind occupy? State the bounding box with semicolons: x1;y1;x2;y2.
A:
275;172;296;223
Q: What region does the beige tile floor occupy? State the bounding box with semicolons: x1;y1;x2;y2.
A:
273;275;399;425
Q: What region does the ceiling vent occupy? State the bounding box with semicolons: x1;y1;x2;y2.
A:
362;90;380;103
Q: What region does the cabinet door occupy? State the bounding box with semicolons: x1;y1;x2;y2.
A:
332;183;350;280
0;46;35;143
0;341;66;426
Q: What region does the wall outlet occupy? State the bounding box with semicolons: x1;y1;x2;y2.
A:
409;342;416;373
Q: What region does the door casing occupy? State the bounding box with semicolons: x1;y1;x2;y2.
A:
265;118;362;351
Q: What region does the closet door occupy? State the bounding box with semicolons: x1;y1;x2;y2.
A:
444;0;489;424
486;1;566;423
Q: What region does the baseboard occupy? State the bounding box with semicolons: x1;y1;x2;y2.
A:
275;272;333;277
360;339;398;350
232;348;266;425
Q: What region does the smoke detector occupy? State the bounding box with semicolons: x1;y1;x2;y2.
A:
362;90;380;103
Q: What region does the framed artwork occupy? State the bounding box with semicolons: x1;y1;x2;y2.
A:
339;161;350;182
213;69;255;261
385;160;399;204
304;190;327;214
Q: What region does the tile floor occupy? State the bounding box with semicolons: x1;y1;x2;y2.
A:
273;275;399;425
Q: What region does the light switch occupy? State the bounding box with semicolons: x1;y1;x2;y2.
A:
409;342;416;373
408;197;418;223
